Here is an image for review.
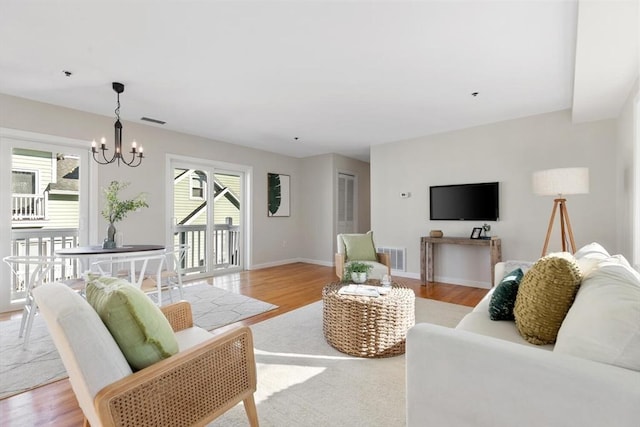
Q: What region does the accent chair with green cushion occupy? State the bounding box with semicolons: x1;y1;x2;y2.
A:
33;282;259;427
335;231;391;280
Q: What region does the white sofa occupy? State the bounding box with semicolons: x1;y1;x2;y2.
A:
406;247;640;427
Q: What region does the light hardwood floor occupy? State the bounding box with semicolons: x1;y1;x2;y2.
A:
0;262;488;426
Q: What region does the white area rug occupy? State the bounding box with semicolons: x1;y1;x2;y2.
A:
209;298;472;427
0;283;277;399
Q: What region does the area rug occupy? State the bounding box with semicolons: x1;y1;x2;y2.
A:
208;298;472;427
0;283;277;399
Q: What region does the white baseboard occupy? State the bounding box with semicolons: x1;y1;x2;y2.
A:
390;270;420;280
249;258;301;270
434;275;491;289
298;258;334;267
249;257;333;270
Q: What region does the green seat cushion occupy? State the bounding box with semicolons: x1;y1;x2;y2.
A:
513;253;582;345
489;268;524;321
86;275;179;371
342;232;377;262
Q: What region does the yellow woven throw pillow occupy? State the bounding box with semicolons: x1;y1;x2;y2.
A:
514;252;582;345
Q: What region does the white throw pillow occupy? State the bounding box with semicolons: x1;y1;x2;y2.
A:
574;242;610;259
554;260;640;371
573;242;610;277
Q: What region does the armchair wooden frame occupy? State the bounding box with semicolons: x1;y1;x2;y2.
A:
91;301;258;427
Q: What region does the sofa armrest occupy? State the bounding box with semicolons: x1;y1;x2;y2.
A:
160;301;193;332
407;324;640;427
95;326;257;427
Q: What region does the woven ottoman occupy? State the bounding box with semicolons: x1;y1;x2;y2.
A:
322;282;415;358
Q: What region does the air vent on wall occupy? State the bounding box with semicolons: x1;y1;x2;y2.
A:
377;247;406;272
140;116;166;125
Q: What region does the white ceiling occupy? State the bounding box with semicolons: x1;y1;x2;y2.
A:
0;1;636;162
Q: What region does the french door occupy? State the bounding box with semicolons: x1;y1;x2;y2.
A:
0;129;92;312
168;156;249;278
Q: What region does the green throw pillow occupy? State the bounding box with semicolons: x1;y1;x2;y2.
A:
86;275;179;371
513;253;582;345
342;231;377;262
489;268;524;321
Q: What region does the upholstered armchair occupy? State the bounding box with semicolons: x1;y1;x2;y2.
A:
335;231;391;280
33;282;258;427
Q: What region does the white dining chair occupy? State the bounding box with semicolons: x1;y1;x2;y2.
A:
91;253;167;305
2;255;65;348
160;244;190;299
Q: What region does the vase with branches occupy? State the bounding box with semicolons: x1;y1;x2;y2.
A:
101;181;148;248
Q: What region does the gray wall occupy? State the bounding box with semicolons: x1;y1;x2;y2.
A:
371;109;619;288
0;93;350;269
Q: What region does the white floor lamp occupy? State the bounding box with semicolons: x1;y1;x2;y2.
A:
533;167;589;257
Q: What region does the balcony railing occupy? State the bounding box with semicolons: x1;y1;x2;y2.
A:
8;224;239;301
174;223;240;274
9;228;79;301
12;194;47;221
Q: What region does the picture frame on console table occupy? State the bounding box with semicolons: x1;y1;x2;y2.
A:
470;227;483;239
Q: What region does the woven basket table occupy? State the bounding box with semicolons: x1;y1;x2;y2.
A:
322;281;415;358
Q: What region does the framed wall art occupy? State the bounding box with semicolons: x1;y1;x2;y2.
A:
267;173;290;217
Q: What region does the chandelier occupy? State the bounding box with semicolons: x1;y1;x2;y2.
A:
91;82;144;167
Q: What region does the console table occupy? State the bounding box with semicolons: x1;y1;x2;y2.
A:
420;236;502;286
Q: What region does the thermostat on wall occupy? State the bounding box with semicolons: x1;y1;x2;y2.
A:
400;192;411;198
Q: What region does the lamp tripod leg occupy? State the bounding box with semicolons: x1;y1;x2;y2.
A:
561;202;577;253
541;200;560;257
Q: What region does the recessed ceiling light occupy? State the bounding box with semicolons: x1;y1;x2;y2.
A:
471;92;479;97
62;70;73;77
293;137;300;141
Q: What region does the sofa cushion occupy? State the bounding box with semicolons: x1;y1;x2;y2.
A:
514;252;582;345
86;275;179;370
456;310;554;350
489;268;524;321
574;242;611;277
342;231;377;262
554;260;640;371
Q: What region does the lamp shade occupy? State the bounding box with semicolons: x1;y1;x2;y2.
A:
532;167;589;196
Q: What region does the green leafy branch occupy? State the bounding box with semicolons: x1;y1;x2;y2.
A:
101;181;148;224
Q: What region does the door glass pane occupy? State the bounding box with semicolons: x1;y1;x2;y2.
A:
173;168;208;275
213;172;241;269
10;149;81;302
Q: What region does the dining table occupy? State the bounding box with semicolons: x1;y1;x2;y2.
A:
56;244;165;276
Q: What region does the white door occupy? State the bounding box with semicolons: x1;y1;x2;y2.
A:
0;131;92;312
168;157;249;279
337;172;357;234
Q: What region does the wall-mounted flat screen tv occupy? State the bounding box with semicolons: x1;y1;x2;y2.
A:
429;182;499;221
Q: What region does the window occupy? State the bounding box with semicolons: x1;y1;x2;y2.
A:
12;170;36;194
190;171;206;199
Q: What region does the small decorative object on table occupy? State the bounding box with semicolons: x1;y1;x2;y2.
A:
343;261;373;284
101;181;148;249
381;274;392;286
429;230;443;238
482;223;492;239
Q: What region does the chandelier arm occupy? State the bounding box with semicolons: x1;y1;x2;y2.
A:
121;151;142;167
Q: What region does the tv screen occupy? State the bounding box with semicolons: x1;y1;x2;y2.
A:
430;182;499;221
